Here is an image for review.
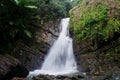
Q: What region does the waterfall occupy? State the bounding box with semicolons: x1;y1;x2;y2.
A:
27;18;78;79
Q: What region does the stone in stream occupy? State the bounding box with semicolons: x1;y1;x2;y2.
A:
32;72;85;80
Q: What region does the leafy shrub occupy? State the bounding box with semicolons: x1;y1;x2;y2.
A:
0;0;72;53
0;0;37;53
69;0;120;42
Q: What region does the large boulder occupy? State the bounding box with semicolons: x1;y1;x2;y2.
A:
0;54;28;80
12;43;43;71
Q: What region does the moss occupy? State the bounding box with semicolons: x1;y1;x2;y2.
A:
69;0;120;42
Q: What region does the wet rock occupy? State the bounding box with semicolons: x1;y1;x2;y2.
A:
111;66;120;80
12;77;27;80
76;54;98;74
0;54;28;80
74;38;120;76
34;19;60;46
32;73;85;80
12;43;43;71
11;19;61;71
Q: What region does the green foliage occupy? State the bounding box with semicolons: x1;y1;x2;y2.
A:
25;5;37;9
71;0;83;7
15;0;31;5
105;43;120;62
32;0;72;22
0;0;34;36
69;0;120;42
0;0;72;53
103;18;120;40
24;30;32;38
0;0;36;53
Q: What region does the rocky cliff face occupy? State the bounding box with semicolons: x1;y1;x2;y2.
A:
11;19;61;71
70;0;120;77
0;19;61;79
74;38;120;73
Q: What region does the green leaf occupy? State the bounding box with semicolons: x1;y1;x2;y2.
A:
14;0;19;4
25;5;38;9
24;30;32;38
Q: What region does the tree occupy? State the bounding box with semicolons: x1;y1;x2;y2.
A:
0;0;72;54
0;0;36;53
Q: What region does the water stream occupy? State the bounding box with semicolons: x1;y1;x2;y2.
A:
27;18;78;79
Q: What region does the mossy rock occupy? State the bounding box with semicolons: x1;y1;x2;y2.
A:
69;0;120;42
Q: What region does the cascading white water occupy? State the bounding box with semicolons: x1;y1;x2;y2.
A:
27;18;78;79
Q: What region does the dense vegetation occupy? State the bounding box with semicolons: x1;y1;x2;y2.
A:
69;0;120;64
0;0;72;54
71;0;83;7
70;0;120;42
